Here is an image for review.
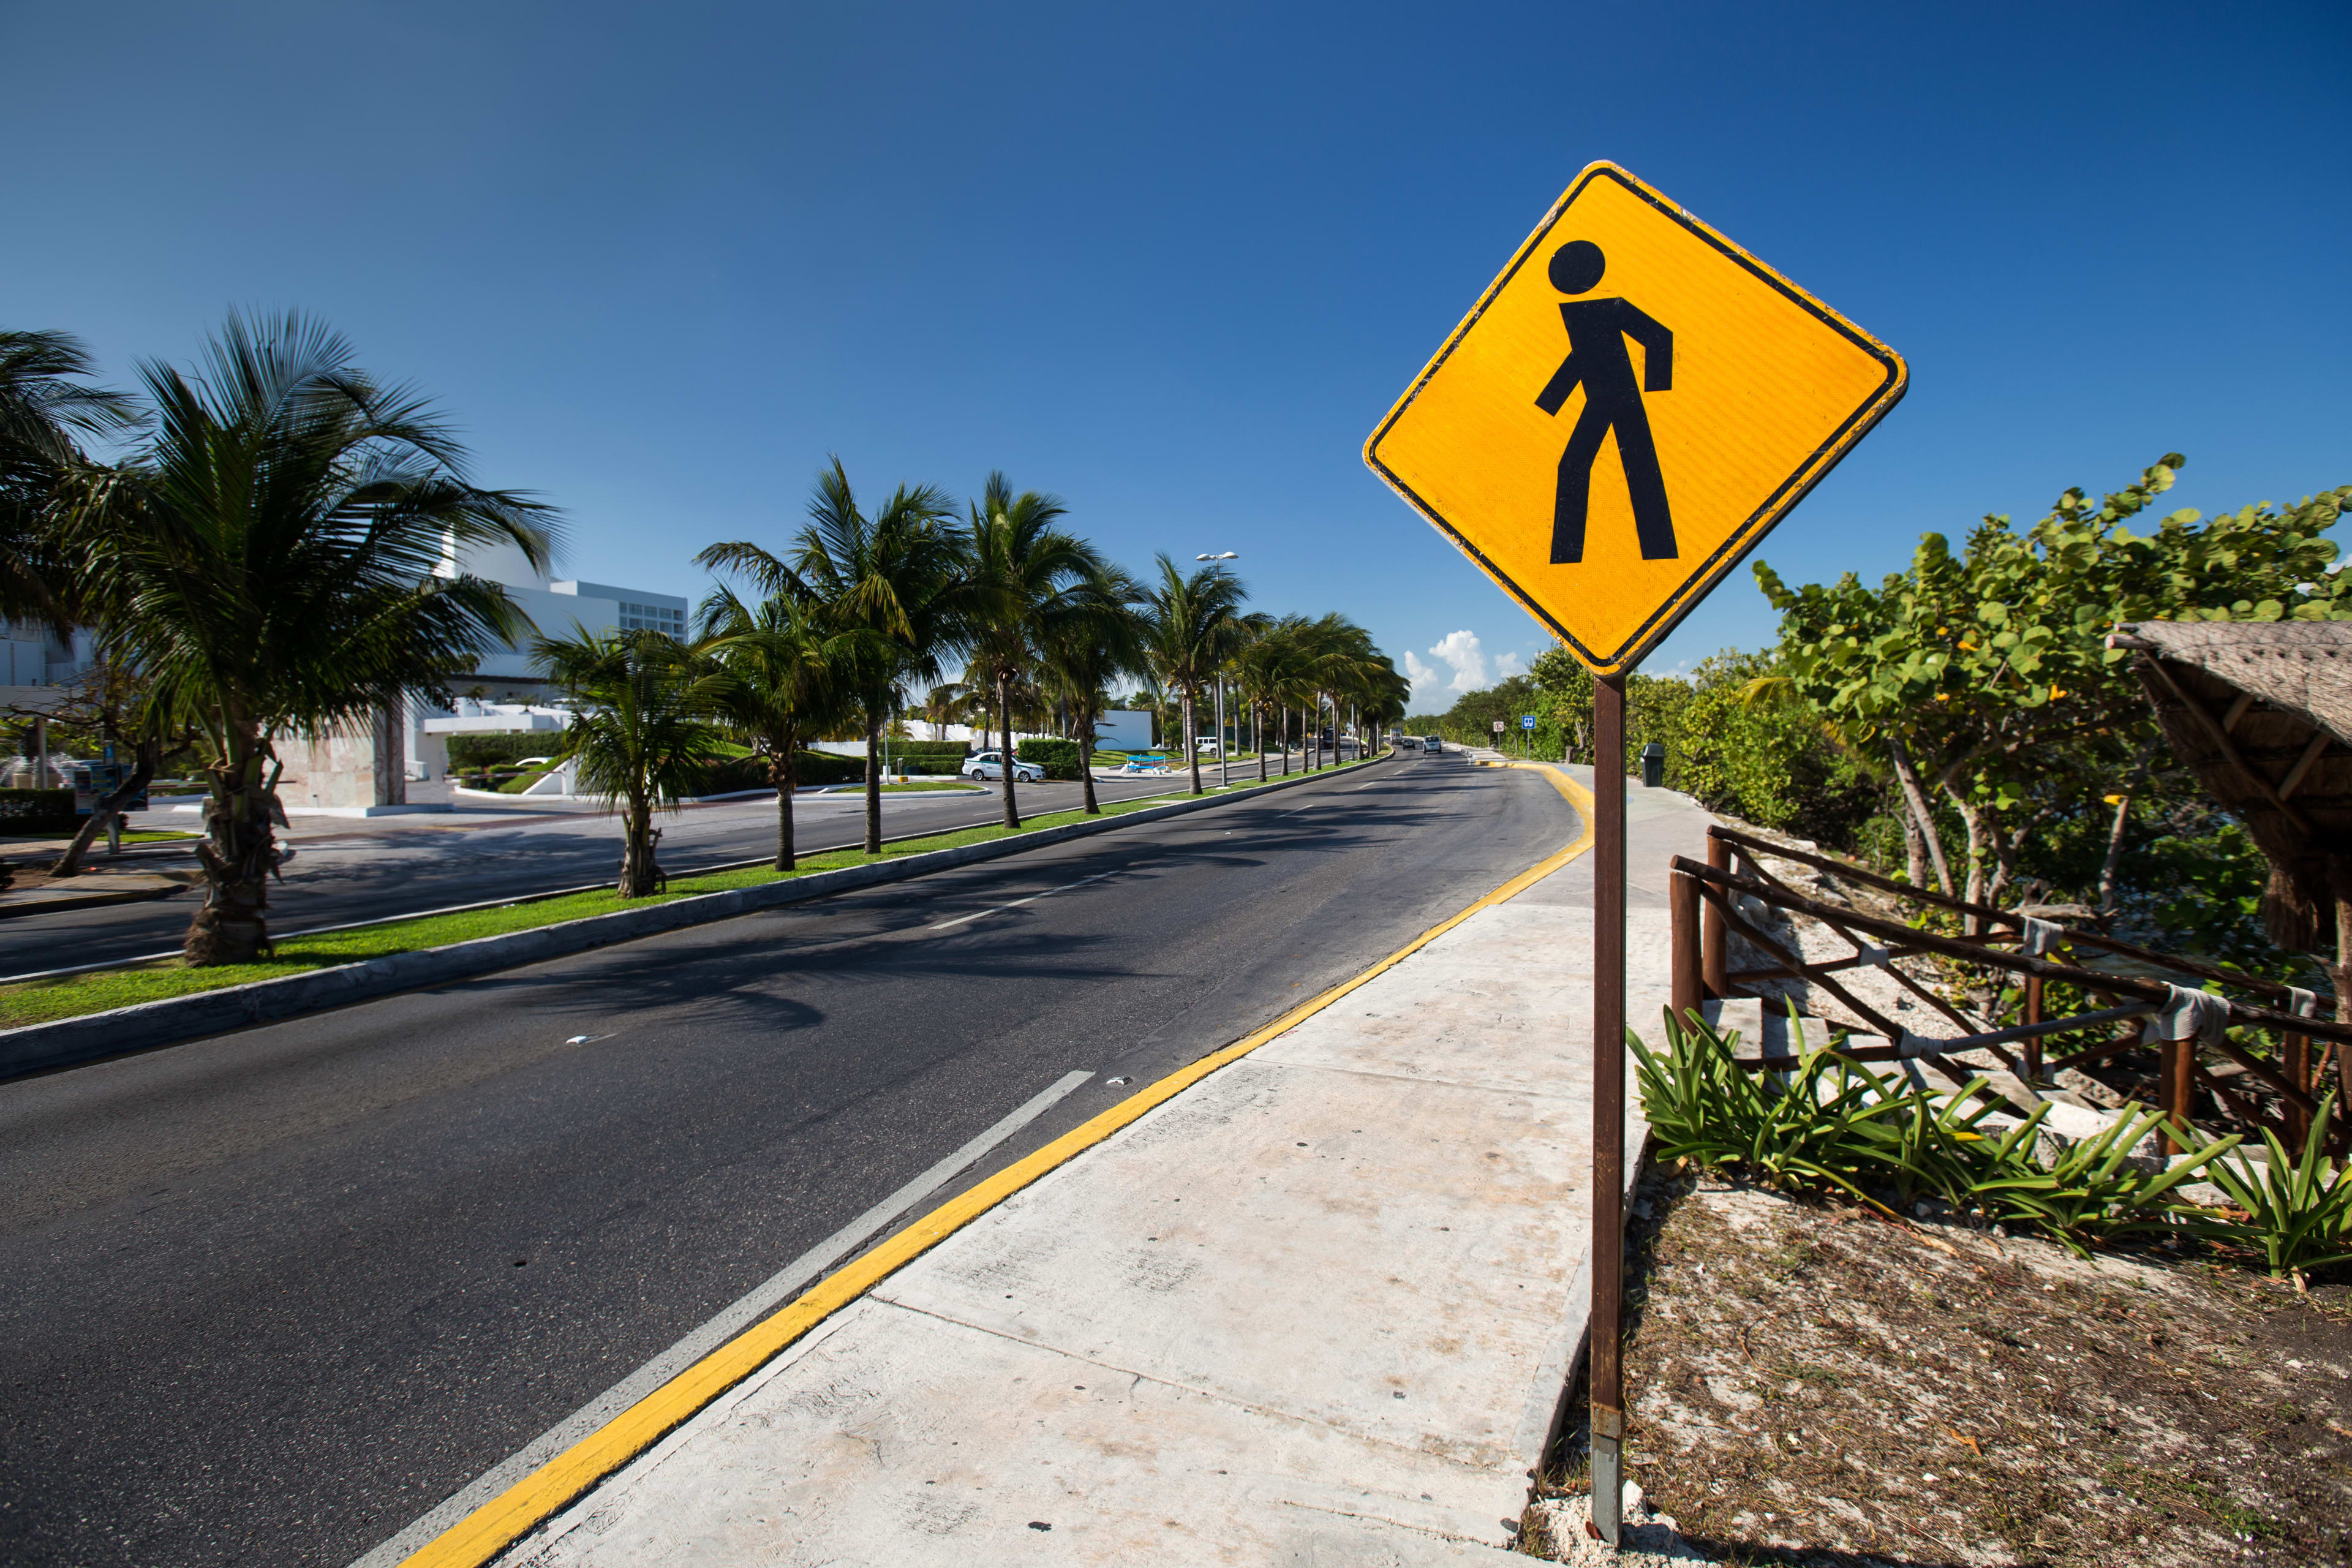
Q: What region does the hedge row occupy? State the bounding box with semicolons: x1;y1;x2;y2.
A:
447;732;567;768
0;787;76;835
880;740;971;775
1016;738;1084;780
694;751;869;791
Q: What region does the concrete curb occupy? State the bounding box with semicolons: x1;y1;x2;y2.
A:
1;758;1389;1080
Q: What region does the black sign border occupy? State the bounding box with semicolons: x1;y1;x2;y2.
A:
1364;162;1908;674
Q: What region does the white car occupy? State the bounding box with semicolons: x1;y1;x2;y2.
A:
961;751;1044;783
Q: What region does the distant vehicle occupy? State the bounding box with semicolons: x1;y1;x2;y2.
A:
1396;736;1420;750
1424;736;1444;753
1195;738;1223;756
961;750;1044;783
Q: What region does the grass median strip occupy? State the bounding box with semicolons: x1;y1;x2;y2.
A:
1;768;1362;1030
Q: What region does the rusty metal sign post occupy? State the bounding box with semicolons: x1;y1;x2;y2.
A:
1363;160;1904;1545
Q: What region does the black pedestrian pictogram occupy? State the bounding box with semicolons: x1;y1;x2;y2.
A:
1533;240;1676;564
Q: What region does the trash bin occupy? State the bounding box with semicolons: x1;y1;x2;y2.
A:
1640;741;1665;789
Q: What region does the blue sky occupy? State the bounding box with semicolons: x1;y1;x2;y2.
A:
7;1;2347;708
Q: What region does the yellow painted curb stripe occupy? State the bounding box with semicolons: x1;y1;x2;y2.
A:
401;763;1596;1568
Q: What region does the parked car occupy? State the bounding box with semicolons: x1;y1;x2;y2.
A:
1423;736;1444;753
960;750;1044;783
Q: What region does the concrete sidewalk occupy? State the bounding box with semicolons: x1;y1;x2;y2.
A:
484;766;1714;1567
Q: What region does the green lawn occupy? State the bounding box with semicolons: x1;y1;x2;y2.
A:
0;758;1379;1030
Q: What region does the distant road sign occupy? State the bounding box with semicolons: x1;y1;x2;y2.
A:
1364;160;1906;675
1521;714;1537;729
1491;720;1506;733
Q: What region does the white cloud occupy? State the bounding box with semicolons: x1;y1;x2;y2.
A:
1493;650;1526;679
1403;650;1441;695
1427;630;1488;693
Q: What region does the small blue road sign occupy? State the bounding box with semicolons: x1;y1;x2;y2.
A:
1520;714;1538;729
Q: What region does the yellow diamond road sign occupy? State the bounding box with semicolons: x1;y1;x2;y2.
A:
1364;161;1907;675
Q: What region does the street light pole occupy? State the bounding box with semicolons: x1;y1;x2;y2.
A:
1215;674;1227;789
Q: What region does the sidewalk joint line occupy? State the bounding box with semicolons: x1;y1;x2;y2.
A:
864;1295;1520;1472
1251;1056;1588;1099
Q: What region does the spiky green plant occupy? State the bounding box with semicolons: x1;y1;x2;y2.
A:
2205;1092;2352;1280
1966;1106;2237;1256
1632;1006;1893;1202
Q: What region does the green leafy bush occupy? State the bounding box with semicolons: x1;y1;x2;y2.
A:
1016;738;1084;780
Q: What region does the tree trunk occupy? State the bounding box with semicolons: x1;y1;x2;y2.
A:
1257;704;1268;783
1947;791;1989;929
769;725;799;872
863;715;883;853
1079;718;1099;815
184;734;278;966
999;673;1021;829
1887;738;1954;897
1185;689;1202;794
617;793;663;896
50;745;157;877
1902;804;1927;890
2097;739;2160;913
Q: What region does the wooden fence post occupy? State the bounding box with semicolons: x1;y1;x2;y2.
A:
1671;868;1702;1030
1702;832;1728;998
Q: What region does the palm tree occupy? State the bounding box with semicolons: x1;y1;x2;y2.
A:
1292;613;1381;769
1139;554;1250;796
535;628;729;895
1;328;137;631
699;461;974;854
1356;656;1410;757
919;681;981;741
1039;566;1146;814
965;473;1107;829
695;585;876;870
58;311;555;963
1235;614;1311;783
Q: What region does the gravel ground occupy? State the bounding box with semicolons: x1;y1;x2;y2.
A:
1520;1166;2352;1567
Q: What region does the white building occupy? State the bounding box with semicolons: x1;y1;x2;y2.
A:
2;622;95;786
273;534;693;809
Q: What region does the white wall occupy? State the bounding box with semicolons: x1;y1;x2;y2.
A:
1092;710;1156;753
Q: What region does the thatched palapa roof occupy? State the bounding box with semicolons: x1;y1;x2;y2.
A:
2109;620;2352;957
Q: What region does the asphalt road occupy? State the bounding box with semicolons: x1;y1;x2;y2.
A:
0;749;1576;1567
3;766;1298;978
